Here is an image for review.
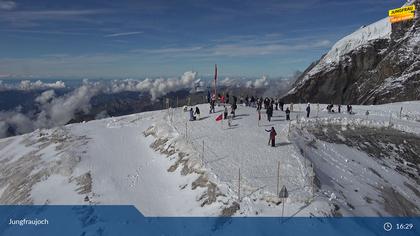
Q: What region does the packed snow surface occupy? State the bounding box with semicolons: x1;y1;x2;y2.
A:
1;101;420;217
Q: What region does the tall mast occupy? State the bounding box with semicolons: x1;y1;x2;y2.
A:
214;64;217;96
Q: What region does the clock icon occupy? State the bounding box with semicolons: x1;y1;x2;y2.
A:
384;222;393;231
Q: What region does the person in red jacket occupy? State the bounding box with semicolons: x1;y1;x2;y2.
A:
265;127;277;147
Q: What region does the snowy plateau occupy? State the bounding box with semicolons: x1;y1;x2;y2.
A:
1;101;419;217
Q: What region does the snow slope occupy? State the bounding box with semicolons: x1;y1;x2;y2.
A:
69;113;221;216
1;101;420;217
290;102;420;216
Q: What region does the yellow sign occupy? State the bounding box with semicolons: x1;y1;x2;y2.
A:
390;14;415;23
388;5;416;17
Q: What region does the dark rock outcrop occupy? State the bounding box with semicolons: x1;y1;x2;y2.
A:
283;1;420;105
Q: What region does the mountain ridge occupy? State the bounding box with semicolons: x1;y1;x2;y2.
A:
283;0;420;105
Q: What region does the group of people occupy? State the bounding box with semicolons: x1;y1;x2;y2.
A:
243;96;286;112
326;103;353;114
201;91;357;148
189;106;201;121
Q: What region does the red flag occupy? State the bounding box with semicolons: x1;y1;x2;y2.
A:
215;113;223;122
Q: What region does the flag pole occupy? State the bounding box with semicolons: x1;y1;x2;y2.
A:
214;64;217;98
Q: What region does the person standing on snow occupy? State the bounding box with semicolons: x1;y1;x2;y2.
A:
347;104;353;114
195;106;201;120
266;104;273;122
189;108;196;121
306;103;311;118
228;113;233;127
285;107;291;120
224;105;228;119
265;127;277;147
231;102;237;118
210;94;216;113
279;101;284;111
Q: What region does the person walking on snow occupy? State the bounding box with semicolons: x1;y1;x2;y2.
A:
306;103;311;118
285;107;291;120
265;127;277;147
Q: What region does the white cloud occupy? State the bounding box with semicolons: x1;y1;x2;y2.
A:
0;83;102;138
0;0;16;10
219;77;240;87
0;9;108;25
0;121;8;138
19;80;66;90
39;85;100;126
0;112;34;138
35;90;56;104
134;36;331;58
0;71;201;137
134;46;203;54
246;75;270;88
0;80;66;91
211;39;331;57
109;71;198;100
105;31;143;37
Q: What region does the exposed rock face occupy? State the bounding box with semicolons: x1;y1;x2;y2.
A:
283;1;420;105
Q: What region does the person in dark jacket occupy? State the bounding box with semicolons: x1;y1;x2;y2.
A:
306;103;311;118
231;103;237;118
285;107;290;120
279;101;284;111
265;127;277;147
223;106;228;119
266;105;273;122
194;106;201;120
189;108;196;121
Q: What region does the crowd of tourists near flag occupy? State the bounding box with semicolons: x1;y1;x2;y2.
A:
185;64;354;147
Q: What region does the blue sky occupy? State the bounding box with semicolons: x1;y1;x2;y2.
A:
0;0;402;79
